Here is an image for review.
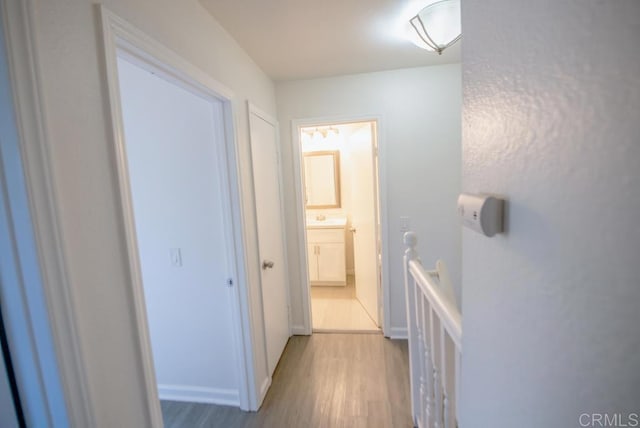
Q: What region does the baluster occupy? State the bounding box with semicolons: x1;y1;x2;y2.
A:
417;327;426;427
455;349;461;428
443;391;450;428
431;312;442;428
422;298;433;427
440;324;449;428
403;232;420;426
442;332;457;428
433;368;441;428
416;283;427;428
424;346;432;427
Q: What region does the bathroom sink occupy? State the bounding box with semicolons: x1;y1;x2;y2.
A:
306;216;347;229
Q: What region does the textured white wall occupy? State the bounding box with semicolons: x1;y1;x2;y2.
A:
460;1;640;427
276;64;462;335
29;0;276;425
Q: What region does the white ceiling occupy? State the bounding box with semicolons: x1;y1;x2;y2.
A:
199;0;461;82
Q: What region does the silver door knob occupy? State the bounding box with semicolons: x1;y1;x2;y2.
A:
262;260;275;270
349;227;357;233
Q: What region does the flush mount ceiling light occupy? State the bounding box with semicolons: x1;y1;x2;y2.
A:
409;0;461;54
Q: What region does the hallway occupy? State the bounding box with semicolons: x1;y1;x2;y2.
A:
161;334;412;427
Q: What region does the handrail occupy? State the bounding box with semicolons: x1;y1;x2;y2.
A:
408;260;462;350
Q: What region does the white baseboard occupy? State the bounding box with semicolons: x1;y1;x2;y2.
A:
291;324;309;335
158;384;240;407
388;326;408;339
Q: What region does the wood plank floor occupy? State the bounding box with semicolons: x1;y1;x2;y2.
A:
161;334;412;428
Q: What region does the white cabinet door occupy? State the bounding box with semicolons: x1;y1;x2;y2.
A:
317;243;346;282
307;227;346;285
307;243;319;281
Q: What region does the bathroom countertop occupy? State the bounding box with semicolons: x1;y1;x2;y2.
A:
306;216;347;229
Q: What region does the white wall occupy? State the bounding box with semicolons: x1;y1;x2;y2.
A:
277;64;462;335
28;0;276;425
460;1;640;427
118;57;240;404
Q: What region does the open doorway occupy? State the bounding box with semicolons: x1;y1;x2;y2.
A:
99;8;258;420
116;53;247;409
298;121;382;333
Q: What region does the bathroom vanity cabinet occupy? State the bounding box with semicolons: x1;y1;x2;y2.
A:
306;222;346;286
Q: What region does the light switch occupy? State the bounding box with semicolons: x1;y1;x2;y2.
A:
170;248;182;267
400;216;411;232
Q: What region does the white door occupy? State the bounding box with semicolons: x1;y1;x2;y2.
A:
249;107;290;376
350;123;380;326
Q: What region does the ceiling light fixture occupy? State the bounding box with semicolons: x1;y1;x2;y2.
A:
409;0;461;55
302;127;340;140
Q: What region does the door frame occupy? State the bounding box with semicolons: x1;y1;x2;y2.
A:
0;1;92;425
100;6;255;421
291;115;390;336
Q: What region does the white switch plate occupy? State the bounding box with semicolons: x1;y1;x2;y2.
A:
170;248;182;267
400;216;410;232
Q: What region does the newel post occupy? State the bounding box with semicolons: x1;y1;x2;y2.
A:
403;231;420;426
404;231;419;263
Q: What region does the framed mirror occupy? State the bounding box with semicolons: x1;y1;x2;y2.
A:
303;150;341;209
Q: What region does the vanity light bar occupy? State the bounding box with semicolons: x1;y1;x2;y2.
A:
302;126;340;139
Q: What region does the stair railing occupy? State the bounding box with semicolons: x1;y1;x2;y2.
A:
403;231;462;428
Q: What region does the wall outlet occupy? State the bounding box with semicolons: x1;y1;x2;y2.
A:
170;248;182;267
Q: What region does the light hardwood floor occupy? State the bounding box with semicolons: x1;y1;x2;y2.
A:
310;276;379;333
161;334;412;428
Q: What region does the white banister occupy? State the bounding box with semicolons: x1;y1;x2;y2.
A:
403;232;462;428
403;231;420;425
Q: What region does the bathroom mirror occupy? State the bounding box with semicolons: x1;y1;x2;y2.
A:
303;150;341;209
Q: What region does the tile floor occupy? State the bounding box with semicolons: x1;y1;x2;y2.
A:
310;275;380;333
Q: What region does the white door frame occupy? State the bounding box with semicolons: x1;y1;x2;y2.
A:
291;114;390;336
100;6;255;422
0;1;93;426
